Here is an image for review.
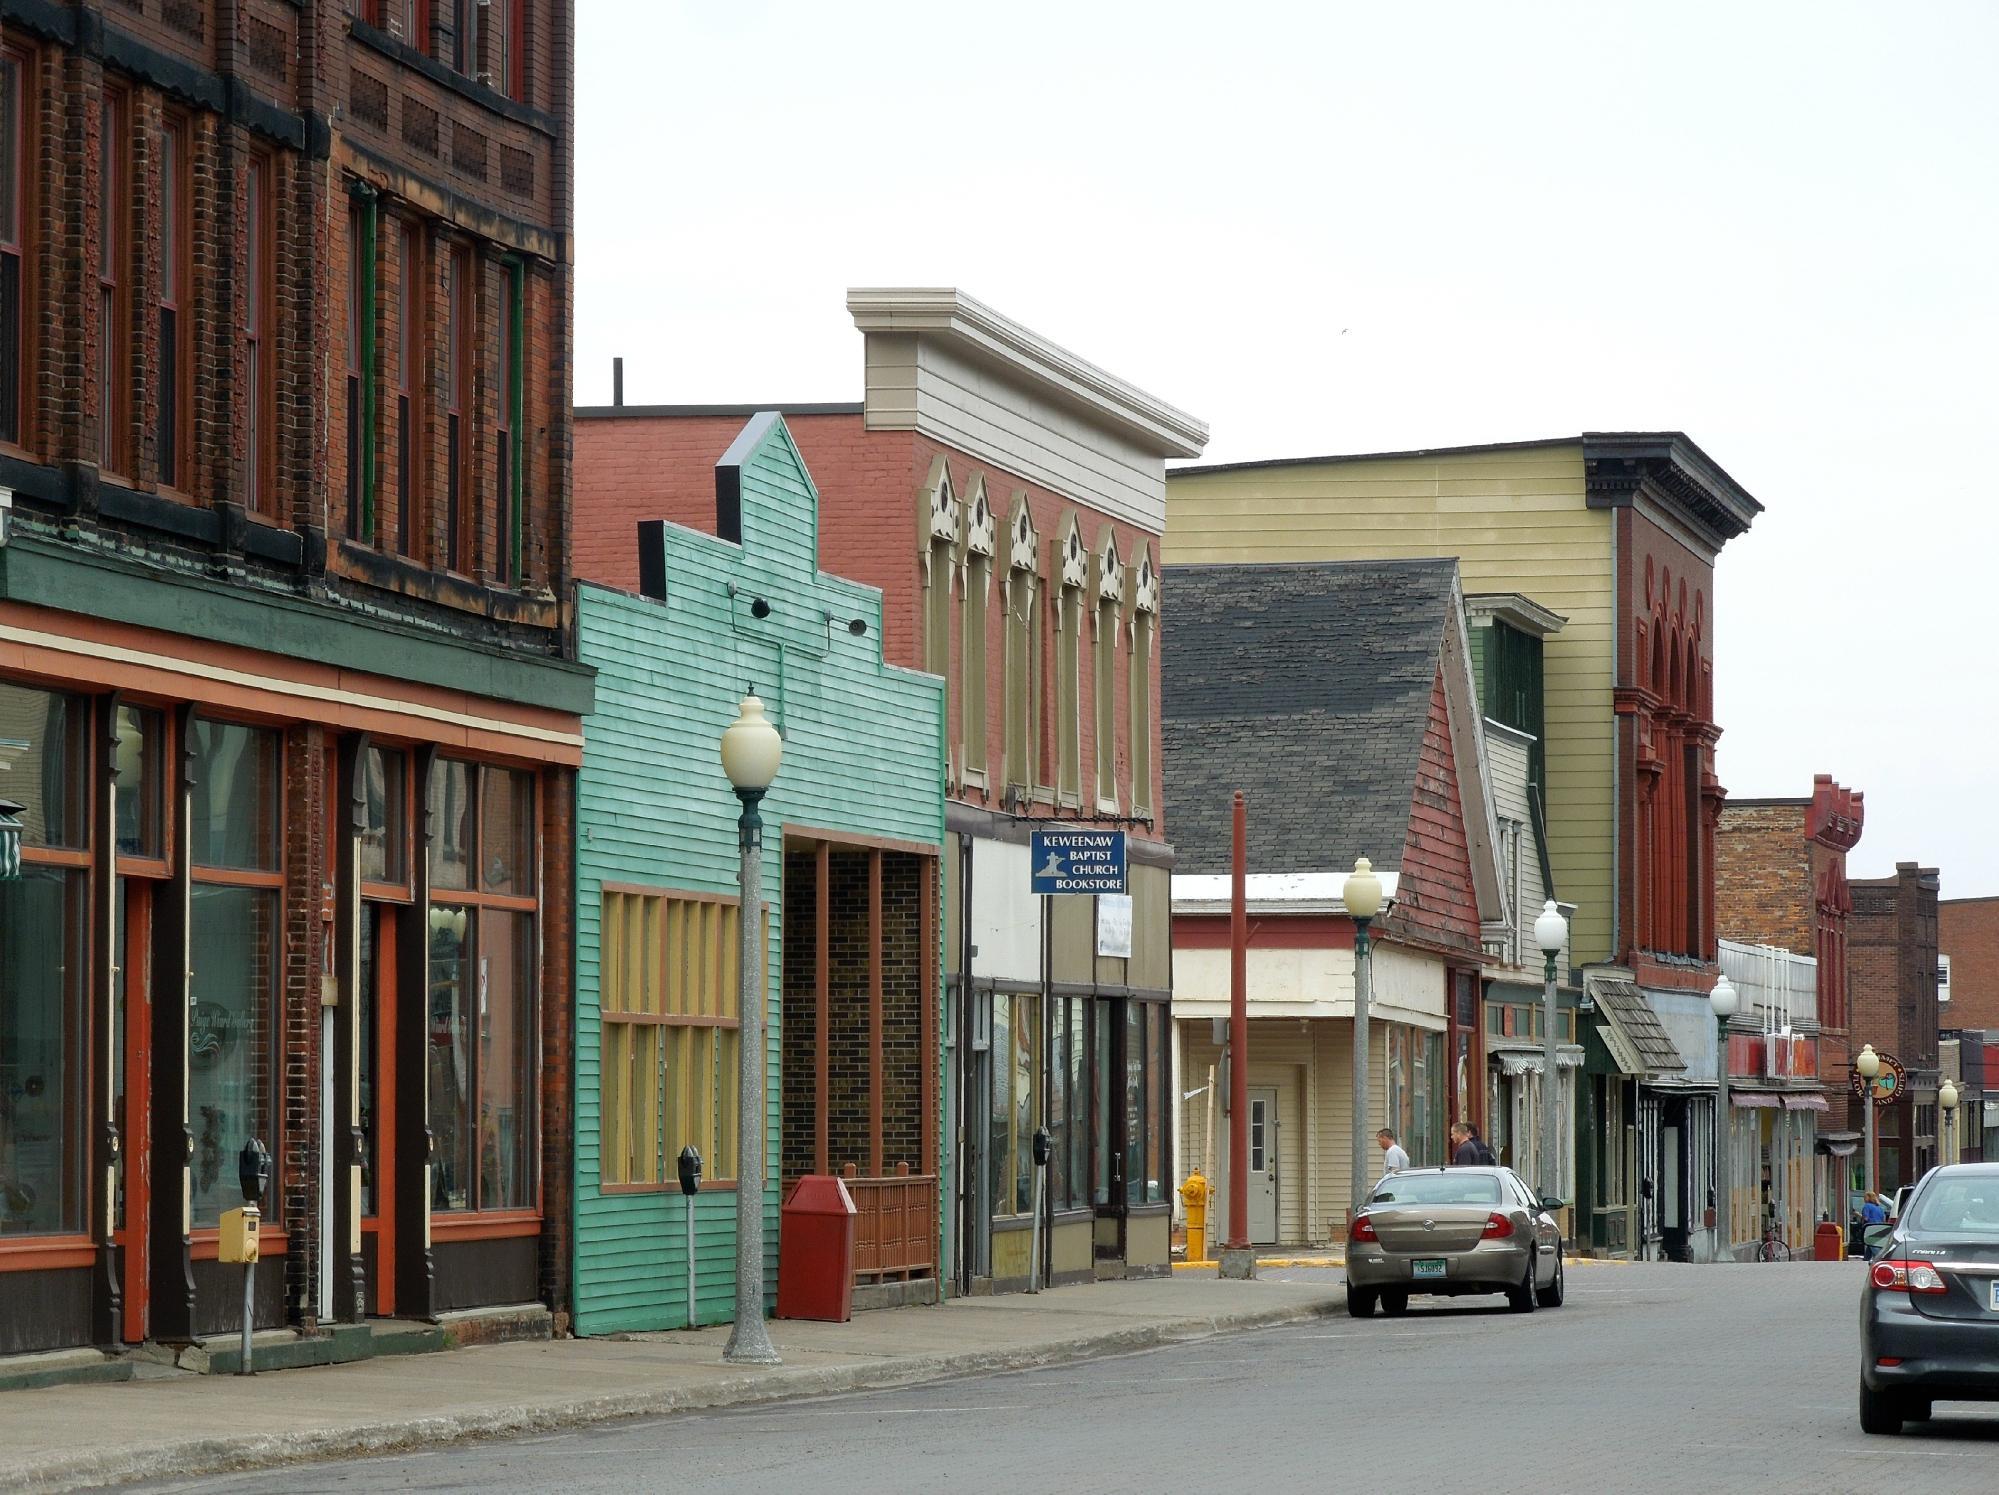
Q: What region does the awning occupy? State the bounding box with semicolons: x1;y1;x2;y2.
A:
1585;970;1687;1078
1816;1131;1861;1158
1492;1044;1586;1076
1783;1094;1829;1112
1731;1092;1781;1109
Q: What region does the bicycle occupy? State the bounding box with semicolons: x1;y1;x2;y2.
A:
1757;1223;1794;1262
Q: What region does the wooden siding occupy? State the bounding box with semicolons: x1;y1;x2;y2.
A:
1165;444;1617;965
1394;669;1482;957
574;416;946;1337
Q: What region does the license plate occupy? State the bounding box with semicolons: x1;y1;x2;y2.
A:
1413;1259;1448;1279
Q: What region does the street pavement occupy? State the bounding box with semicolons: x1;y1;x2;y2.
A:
134;1260;1999;1495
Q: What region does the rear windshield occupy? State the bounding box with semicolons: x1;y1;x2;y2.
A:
1369;1174;1502;1207
1910;1178;1999;1235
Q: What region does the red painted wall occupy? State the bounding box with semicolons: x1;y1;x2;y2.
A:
1385;668;1482;958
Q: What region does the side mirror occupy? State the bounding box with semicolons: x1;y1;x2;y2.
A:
1539;1194;1564;1213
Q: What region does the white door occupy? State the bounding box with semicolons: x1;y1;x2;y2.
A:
1248;1087;1279;1245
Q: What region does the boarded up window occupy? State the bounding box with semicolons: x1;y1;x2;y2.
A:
600;889;759;1186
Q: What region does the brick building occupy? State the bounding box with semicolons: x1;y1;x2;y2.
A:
0;2;585;1363
1714;777;1864;1237
1849;863;1943;1195
1940;896;1999;1032
574;289;1207;1293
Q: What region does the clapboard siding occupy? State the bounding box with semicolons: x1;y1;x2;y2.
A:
1166;444;1617;966
574;415;946;1337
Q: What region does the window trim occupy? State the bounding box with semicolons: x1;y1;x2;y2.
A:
98;82;129;477
394;219;423;558
243;150;275;517
444;243;470;573
156;111;190;494
0;41;32;451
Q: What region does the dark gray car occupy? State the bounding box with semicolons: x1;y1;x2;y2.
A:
1859;1162;1999;1433
1344;1166;1565;1317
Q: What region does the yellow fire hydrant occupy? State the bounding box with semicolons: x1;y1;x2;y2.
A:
1180;1171;1212;1262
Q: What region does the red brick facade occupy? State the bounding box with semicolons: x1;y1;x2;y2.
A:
1941;897;1999;1032
574;410;1166;838
1850;863;1943;1191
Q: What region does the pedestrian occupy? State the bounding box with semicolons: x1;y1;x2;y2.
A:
1377;1128;1410;1175
1470;1125;1498;1166
1449;1121;1482;1166
1861;1192;1888;1226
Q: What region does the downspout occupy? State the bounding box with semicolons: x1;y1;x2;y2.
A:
1608;500;1620;964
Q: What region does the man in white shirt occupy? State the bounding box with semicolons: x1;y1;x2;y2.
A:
1376;1128;1411;1177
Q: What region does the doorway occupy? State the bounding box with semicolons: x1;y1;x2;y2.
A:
1213;1083;1281;1247
112;878;153;1343
358;905;398;1316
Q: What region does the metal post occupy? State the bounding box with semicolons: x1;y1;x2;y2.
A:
1715;1014;1730;1262
1350;917;1373;1222
1029;1158;1045;1294
238;1257;255;1376
685;1199;697;1330
1219;794;1255;1279
724;788;780;1365
1540;951;1560;1204
1863;1087;1877;1201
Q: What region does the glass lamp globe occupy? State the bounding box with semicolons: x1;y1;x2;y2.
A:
720;693;783;792
1534;900;1569;958
1709;974;1739;1020
1343;856;1384;921
1856;1043;1881;1079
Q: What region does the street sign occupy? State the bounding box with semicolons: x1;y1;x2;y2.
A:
1030;827;1126;895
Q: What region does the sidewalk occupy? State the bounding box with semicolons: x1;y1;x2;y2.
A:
0;1277;1341;1491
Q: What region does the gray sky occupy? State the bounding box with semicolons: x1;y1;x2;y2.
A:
576;1;1999;895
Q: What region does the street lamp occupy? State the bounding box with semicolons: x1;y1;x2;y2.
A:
1345;856;1384;1221
720;691;782;1366
1941;1079;1960;1163
1856;1043;1881;1204
1534;902;1569;1207
1709;973;1739;1262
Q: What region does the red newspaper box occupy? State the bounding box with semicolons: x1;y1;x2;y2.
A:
1814;1218;1845;1261
776;1174;856;1322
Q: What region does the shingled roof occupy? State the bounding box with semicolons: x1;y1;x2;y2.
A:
1163;558;1459;878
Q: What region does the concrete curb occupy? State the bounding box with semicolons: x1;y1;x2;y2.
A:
14;1296;1340;1491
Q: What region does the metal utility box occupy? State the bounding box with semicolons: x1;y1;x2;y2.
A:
218;1204;261;1264
775;1175;856;1322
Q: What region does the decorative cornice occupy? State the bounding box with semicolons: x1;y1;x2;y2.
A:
1464;591;1568;638
1807;774;1865;851
846;288;1209;458
1583;432;1762;553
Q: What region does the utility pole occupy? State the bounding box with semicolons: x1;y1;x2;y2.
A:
1219;792;1256;1279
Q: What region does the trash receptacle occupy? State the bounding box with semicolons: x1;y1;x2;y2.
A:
1814;1218;1844;1261
776;1174;856;1322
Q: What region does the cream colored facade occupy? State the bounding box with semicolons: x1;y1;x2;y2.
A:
1165;443;1617;966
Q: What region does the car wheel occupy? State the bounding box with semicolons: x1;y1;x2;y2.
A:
1506;1253;1538;1313
1858;1381;1904;1436
1536;1248;1565;1308
1906;1399;1932;1424
1346;1284;1378;1318
1380;1290;1409;1316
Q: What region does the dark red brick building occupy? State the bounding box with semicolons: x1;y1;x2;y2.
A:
1850;863;1943;1195
1941;896;1999;1033
0;1;584;1363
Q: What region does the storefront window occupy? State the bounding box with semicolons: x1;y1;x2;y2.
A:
1094;1000;1113;1205
361;746;406;886
113;705;163;859
988;992;1010;1218
428;760;537;1213
188;716;281;1227
0;683;87;848
1124;1002;1166;1204
1011;995;1037;1217
0;868;87;1236
1047;997;1088;1212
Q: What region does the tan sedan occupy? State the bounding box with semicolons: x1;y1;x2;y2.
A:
1344;1166;1566;1317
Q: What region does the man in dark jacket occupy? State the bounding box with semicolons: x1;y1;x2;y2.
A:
1449;1122;1482;1166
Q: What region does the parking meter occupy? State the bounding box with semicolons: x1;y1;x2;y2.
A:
239;1138;271;1204
677;1146;703;1197
676;1146;703;1327
1032;1129;1052;1168
1029;1129;1053;1293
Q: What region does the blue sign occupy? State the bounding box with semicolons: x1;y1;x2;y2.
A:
1030;828;1127;895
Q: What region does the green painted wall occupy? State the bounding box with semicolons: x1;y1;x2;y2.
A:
573;414;946;1336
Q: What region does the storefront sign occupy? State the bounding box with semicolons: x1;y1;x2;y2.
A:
1029;827;1126;895
1850;1051;1907;1107
1096;893;1133;957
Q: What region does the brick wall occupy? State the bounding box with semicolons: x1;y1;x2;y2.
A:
1715;802;1811;953
1941;898;1999;1032
573;412;1169;837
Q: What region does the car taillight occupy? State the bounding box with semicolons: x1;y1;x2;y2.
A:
1481;1212;1515;1240
1349;1214;1378;1243
1871;1260;1947;1294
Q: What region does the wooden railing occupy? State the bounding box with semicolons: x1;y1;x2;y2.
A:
841;1163;939;1283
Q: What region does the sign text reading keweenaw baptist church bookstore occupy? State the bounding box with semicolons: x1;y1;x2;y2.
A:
1030;828;1127;895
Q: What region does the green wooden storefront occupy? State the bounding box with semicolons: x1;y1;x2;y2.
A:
572;414;946;1336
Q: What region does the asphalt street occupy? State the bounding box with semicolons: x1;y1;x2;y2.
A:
144;1261;1999;1495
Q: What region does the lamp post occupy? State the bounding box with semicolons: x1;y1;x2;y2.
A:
1709;973;1739;1262
1941;1079;1959;1164
720;692;782;1366
1345;857;1384;1221
1856;1043;1881;1204
1534;902;1569;1205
